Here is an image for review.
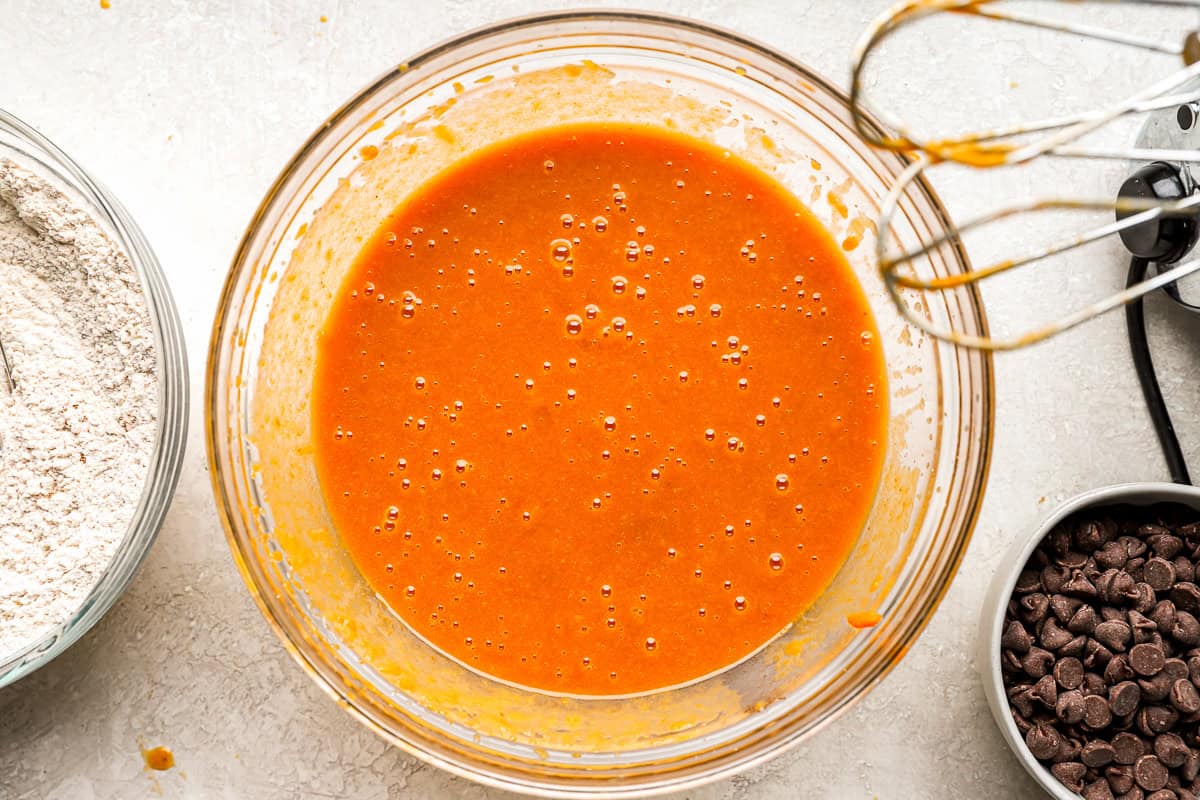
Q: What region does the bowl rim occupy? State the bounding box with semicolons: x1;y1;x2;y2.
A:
0;107;190;685
979;481;1200;799
206;8;995;796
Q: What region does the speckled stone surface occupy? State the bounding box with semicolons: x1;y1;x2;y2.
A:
3;1;1200;798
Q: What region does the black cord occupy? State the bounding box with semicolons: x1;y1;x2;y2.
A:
1126;256;1192;485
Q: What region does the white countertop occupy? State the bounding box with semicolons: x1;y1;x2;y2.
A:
4;2;1200;798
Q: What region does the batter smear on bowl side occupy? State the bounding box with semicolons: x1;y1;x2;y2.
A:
312;123;887;694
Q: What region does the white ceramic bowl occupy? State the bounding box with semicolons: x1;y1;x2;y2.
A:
979;482;1200;798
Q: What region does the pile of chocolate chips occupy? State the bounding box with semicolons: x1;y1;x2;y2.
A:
1003;504;1200;800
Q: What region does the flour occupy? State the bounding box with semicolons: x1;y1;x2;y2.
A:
0;156;157;656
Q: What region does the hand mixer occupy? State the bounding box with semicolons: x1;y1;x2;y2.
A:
850;0;1200;349
851;0;1200;484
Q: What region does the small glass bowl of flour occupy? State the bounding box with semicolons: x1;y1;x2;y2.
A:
0;109;187;687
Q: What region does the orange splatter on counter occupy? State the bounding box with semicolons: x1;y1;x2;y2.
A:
312;122;887;695
142;746;175;771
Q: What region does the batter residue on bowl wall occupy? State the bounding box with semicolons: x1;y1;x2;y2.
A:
311;122;887;694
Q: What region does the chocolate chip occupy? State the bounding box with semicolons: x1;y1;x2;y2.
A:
1058;656;1086;689
1180;710;1200;726
1189;656;1200;685
1177;558;1197;585
1083;740;1119;768
1158;634;1179;660
1099;518;1121;543
1153;602;1180;627
1173;584;1200;615
1078;520;1111;550
1156;734;1190;768
1149;534;1186;560
1129;562;1148;585
1142;672;1175;703
1110;606;1137;622
1112;681;1144;716
1024;646;1057;678
1027;720;1062;760
1069;603;1100;635
1141;706;1181;736
1147;559;1180;591
1042;564;1071;594
1086;693;1116;729
1085;671;1110;695
1134;643;1169;676
1134;625;1163;653
1070;604;1099;633
1063;551;1092;569
1054;594;1085;623
1002;648;1024;673
1183;751;1200;782
1115;732;1149;764
1100;541;1133;570
1120;535;1151;559
1097;620;1136;652
1002;620;1033;653
1089;640;1117;671
1143;524;1174;540
1174;613;1200;647
1085;778;1118;800
1163;659;1188;684
1062;635;1091;658
1172;680;1200;714
1147;790;1179;800
1084;778;1117;800
1108;765;1137;795
1098;570;1132;604
1022;592;1052;625
1040;617;1073;650
1054;761;1088;792
1065;569;1098;599
1033;674;1059;707
1056;737;1084;764
1114;710;1139;732
1048;524;1073;555
1109;654;1138;684
1059;689;1087;724
1137;584;1161;614
1137;755;1171;791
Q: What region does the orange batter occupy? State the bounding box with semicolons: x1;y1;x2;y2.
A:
312;123;887;695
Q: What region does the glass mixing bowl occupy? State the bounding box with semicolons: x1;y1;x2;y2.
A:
0;109;189;688
207;12;993;796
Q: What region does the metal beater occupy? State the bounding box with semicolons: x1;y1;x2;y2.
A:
849;0;1200;350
